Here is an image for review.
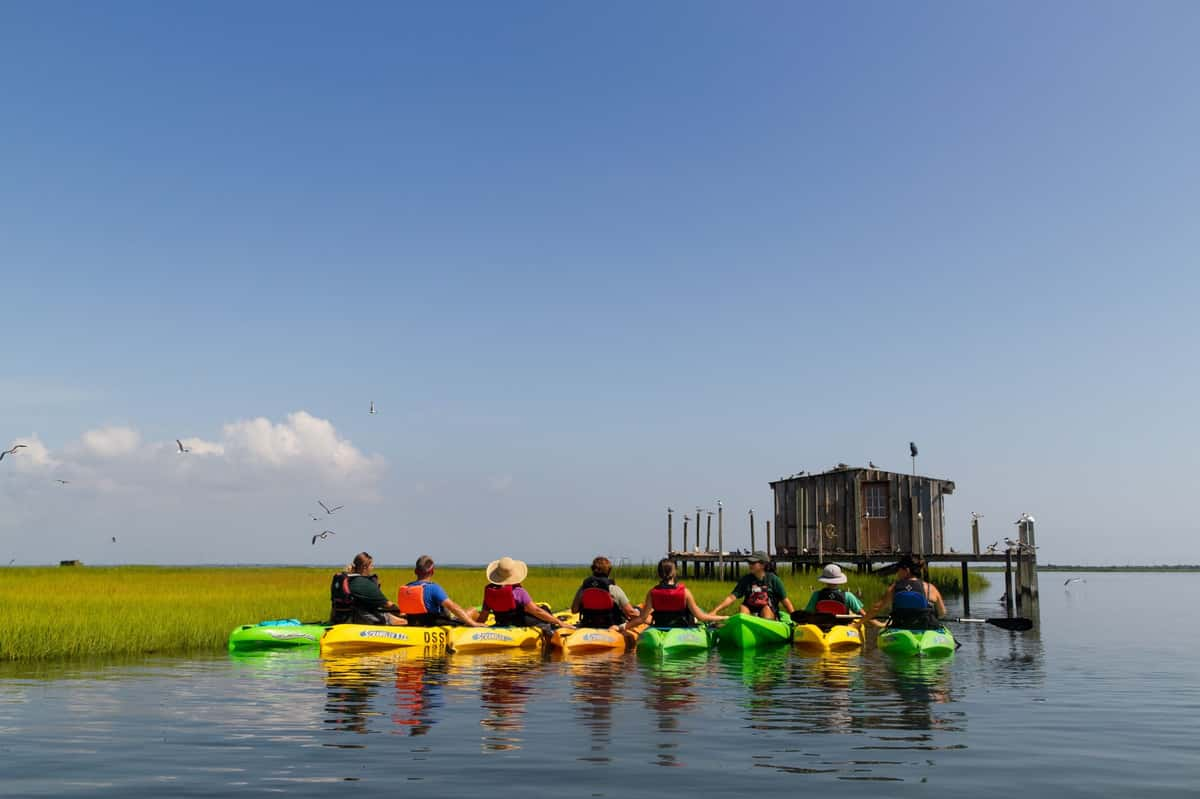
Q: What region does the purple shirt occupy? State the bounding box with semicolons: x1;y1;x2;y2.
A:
482;585;533;610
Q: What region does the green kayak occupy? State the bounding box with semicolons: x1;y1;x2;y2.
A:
716;613;793;650
877;626;956;657
228;619;328;651
636;626;715;656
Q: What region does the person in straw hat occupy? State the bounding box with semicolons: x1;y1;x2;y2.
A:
801;563;865;617
472;556;571;631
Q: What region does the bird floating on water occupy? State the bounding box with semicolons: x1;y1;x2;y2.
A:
0;444;28;462
1064;577;1085;587
317;500;344;515
369;400;376;415
311;530;335;545
176;439;190;454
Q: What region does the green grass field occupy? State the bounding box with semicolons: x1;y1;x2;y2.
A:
0;564;986;661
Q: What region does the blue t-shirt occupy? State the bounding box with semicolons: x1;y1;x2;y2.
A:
406;580;449;614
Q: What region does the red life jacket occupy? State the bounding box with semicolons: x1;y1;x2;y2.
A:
484;584;526;626
744;578;773;614
814;587;849;615
649;582;693;628
578;575;623;628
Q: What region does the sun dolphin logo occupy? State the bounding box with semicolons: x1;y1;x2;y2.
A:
581;633;610;642
266;630;317;641
359;630;409;640
472;631;509;642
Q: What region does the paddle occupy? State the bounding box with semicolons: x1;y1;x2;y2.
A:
791;610;1033;632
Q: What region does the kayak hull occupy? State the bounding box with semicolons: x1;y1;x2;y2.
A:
320;624;451;656
228;621;327;651
717;614;793;650
449;626;543;653
636;626;714;656
550;627;628;654
877;626;956;657
793;621;864;652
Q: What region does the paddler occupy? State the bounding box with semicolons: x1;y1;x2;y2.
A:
332;552;406;626
570;556;638;630
710;551;794;621
800;563;865;616
625;559;724;628
862;554;947;629
396;555;484;627
472;556;572;631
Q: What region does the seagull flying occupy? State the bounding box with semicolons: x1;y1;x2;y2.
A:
1064;577;1085;586
55;479;70;485
0;444;28;462
111;536;117;544
311;530;336;545
309;514;322;522
317;500;344;515
7;558;14;565
176;439;190;454
369;400;376;415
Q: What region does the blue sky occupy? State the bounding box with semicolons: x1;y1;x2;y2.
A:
2;3;1198;566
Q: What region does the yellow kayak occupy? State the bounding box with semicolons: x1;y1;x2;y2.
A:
550;621;642;655
793;619;864;652
320;624;451;656
448;625;544;653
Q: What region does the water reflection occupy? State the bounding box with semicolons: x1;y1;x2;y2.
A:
445;651;543;752
566;652;627;763
638;653;707;768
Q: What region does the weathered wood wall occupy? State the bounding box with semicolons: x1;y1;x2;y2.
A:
770;469;954;556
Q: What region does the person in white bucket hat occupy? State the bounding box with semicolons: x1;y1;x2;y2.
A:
800;563;865;616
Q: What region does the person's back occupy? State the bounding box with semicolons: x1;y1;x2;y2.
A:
890;574;937;629
331;552;404;626
804;564;865;626
572;557;634;629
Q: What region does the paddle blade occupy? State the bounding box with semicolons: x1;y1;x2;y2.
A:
990;616;1033;631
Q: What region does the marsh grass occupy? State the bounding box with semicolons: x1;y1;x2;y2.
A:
0;564;985;661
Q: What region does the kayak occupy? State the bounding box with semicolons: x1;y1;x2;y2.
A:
320;624;452;656
792;619;864;653
636;626;714;656
877;626;956;657
448;625;544;653
550;625;641;655
716;614;793;649
228;619;328;651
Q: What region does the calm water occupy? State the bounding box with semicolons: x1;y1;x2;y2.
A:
1;573;1196;797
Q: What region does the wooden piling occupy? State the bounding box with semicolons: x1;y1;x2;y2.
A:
667;509;673;556
705;513;712;552
971;516;980;555
749;509;756;554
717;503;725;581
1004;549;1014;618
765;520;771;558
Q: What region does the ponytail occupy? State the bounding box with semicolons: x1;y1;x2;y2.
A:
656;558;676;583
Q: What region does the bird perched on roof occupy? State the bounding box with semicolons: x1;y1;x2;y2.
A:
0;444;28;462
176;439;190;454
311;530;335;545
909;442;918;458
869;461;877;468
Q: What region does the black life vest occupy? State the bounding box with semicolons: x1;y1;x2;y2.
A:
742;577;776;615
814;587;849;615
484;584;526;627
891;576;937;629
649;582;694;628
578;575;624;628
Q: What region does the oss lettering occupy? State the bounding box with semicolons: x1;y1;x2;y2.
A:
422;630;447;646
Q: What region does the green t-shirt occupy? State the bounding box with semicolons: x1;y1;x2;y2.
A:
803;589;864;613
348;574;389;610
731;572;787;602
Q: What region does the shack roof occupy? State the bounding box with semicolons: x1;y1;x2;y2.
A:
769;466;955;493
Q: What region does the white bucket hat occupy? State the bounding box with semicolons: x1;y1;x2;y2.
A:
486;556;529;586
818;564;848;584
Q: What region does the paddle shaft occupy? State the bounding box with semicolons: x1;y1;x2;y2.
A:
793;611;1031;631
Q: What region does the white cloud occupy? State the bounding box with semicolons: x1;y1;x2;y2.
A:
80;426;141;457
221;411;379;478
7;435;59;472
487;474;514;493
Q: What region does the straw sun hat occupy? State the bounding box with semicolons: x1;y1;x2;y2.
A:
818;564;848;584
486;556;529;586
